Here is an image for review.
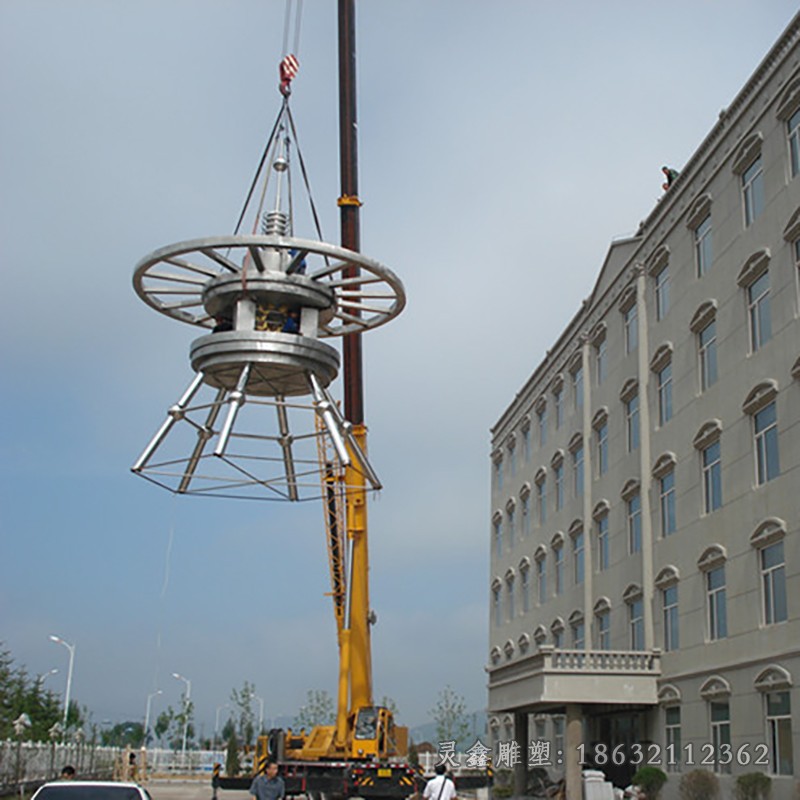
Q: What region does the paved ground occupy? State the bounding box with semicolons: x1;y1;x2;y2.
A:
146;783;249;800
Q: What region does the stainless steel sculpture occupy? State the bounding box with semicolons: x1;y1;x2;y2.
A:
131;127;405;501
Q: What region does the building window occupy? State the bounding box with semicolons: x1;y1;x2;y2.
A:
573;444;584;497
625;394;640;452
596;422;609;476
553;717;565;756
596;515;609;572
521;495;530;538
595;338;607;384
706;565;728;641
695;214;713;276
628;597;644;650
665;707;681;773
659;470;676;537
536;556;546;604
554;388;564;429
508;445;516;479
506;576;515;621
663;585;679;652
536;406;547;447
552;626;564;649
742;155;765;226
493;517;502;557
522;427;531;462
492;585;502;626
627;492;641;554
710;701;731;774
789;107;800;177
656;363;673;426
702;441;722;514
596;610;610;650
766;690;793;775
506;507;515;550
655;265;670;320
572;366;584;411
521;567;531;614
624;305;638;354
754;401;780;485
747;270;772;351
536;478;547;524
761;541;787;625
571;620;585;649
554;462;564;511
698;320;718;391
554;545;564;595
573;530;584;585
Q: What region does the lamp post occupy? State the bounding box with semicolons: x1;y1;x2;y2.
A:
172;672;191;764
144;690;162;747
214;704;231;752
49;635;76;732
254;695;264;735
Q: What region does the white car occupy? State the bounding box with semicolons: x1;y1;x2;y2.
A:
32;782;153;800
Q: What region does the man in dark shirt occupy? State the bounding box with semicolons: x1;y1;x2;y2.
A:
249;761;285;800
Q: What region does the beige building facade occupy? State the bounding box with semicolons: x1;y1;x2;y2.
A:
488;13;800;799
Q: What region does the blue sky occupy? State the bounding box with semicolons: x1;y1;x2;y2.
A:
1;1;798;737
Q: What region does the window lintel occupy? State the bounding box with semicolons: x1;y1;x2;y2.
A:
732;131;764;175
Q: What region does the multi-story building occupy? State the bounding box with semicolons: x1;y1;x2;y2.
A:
487;12;800;800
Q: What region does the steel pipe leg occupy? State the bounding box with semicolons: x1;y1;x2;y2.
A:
214;364;251;457
132;372;206;472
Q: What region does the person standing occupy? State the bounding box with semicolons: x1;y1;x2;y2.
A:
423;764;457;800
248;761;285;800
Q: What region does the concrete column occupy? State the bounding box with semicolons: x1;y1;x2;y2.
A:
565;704;583;800
514;710;528;797
635;265;655;650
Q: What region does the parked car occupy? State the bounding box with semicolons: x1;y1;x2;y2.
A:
32;782;153;800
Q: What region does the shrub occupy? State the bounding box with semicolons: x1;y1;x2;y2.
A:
735;773;771;800
632;766;668;800
679;769;719;800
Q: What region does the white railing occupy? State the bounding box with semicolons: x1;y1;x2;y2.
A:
540;646;661;674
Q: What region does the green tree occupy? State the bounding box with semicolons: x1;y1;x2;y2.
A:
220;716;236;744
230;681;257;745
294;689;334;729
379;695;399;720
0;645;63;741
225;728;241;777
100;721;144;747
430;686;469;749
154;709;173;746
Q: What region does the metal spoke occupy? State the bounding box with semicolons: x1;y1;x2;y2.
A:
144;271;208;286
200;248;241;273
324;275;382;288
161;299;206;310
142;287;204;296
333;309;370;327
307;260;351;280
164;256;218;276
336;290;396;299
337;301;393;315
248;246;267;272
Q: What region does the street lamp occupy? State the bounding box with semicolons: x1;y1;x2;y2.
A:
215;703;231;752
254;695;264;735
49;635;76;732
40;668;59;685
172;672;191;763
144;690;162;747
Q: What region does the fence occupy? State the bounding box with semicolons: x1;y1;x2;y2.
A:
0;741;120;794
